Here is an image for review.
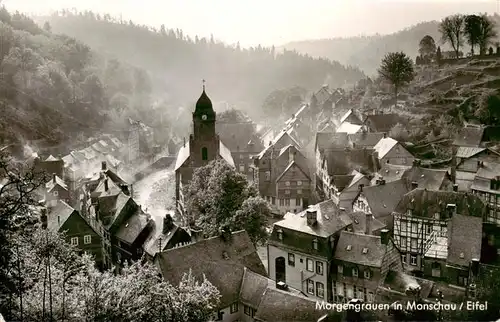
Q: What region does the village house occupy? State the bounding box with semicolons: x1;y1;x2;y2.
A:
174;86;235;220
44;174;71;207
453;146;500;191
333;170;371;211
45;201;105;269
470;162;500;225
143;213;192;261
34;155;64;178
348;132;386;149
363;113;406;133
332;229;402;303
372;163;453;191
352;178;410;227
310;85;341;114
392;189;487;273
373;137;414;167
253;131;311;215
423;214;482;288
126;118;155;163
267;200;354;302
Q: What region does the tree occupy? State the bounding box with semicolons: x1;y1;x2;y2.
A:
218;108;248;123
436;46;442;63
378;52;415;107
185;159;269;245
43;21;51;33
464;14;482;55
418;35;436;61
478;14;497;56
439;14;465;58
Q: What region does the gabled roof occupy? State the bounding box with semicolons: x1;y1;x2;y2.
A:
70;151;86;163
456;146;486;159
156;230;266;308
98;192;135;229
258;130;300;160
174;141;190;171
315;132;349;151
145;224;179;256
331;175;355;191
274;200;353;238
115;210;151;245
45;175;68;192
453;126;485;147
47;200;75;231
340;109;354;124
373;164;410;184
336;122;362;134
324;148;375;176
373;137;399;158
334;231;387;267
402;166;450;191
364;114;403;132
447;214;482;267
360;179;410;218
394;189;487;219
475;162;500;181
349;212;386;235
62;154;77;167
275;161;310;183
348;132;386;148
45;155;59;161
79;147;99;160
314;85;333;105
219;140;235;167
239;268;274;308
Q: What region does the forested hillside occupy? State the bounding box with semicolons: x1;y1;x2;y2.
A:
0;7;155;154
36;10;365;114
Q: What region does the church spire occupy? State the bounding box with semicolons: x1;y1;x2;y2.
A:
202;79;205;92
194;79;214;118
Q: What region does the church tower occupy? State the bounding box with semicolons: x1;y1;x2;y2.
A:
189;81;219;167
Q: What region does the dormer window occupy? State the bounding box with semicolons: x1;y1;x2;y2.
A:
352;267;358;277
362;248;368;254
459;252;465;259
364;270;372;279
297;180;302;186
277;229;283;240
312;238;318;250
265;171;271;181
338;265;343;274
346;245;352;251
285;181;290;186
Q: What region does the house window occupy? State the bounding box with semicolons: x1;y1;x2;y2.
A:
411;238;417;250
411;222;418;232
285;189;290;195
70;237;78;245
216;311;224;321
272;197;275;205
239;164;245;172
230;302;238;314
410;255;417;266
285;199;290;206
277;229;283;240
84;235;91;244
364;270;371;279
316;282;325;298
316;261;324;275
426;224;432;234
352;267;358;277
297;189;302;194
248;163;253;171
285;181;290;186
244;305;251;316
458;276;468;286
312;238;318;250
279;199;284;206
296;198;302;206
306;258;314;272
201;147;208;160
401;254;406;263
288;253;295;266
307;279;314;294
338;265;343;274
367;292;374;302
400;236;407;250
265;171;271;181
297;180;302;186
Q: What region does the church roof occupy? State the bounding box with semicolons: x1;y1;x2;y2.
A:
194;88;214;117
219;140;235;167
174;140;235;171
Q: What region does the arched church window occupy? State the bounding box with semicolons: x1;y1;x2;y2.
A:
202;147;208;160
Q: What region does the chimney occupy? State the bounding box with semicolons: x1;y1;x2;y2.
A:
358;184;364;192
365;213;372;235
306;208;318;226
451;146;457;183
383;133;387;138
453;184;458;192
163;213;174;234
276;281;289;291
446;203;457;217
470;258;480;277
379;177;385;185
101;161;107;171
380;229;389;245
411;181;418;190
104;178;108;192
52;173;56;183
413;159;420;166
220;225;231;242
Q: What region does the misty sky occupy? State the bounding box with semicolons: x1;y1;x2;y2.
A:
3;0;498;47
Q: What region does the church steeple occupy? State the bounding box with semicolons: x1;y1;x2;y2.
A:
193;79;215;121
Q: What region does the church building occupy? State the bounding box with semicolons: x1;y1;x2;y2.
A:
174;84;234;221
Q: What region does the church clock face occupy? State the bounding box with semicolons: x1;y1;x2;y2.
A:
202;114;207;120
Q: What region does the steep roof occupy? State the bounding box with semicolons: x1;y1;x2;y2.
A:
361;179;410;218
475;161;500;179
47;200;75;231
45;175;68;192
348;132;386;148
115;210;151;245
447;214;482;267
324;148;375;176
174;141;190;171
364;114;403;132
453;126;485;147
402;166;450;191
276;160;311;183
315;132;350;151
219;140;235;167
349;212;386;235
373;164;410;184
156;230;267;308
45;155;58;161
258;130;301;159
394;189;487;219
274;200;353;238
373;137;399;158
336;122;362;134
456;146;486;159
239;268;274;308
97;192;135;230
334;231;387;268
217;122;263;152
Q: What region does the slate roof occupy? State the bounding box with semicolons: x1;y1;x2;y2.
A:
174;141;190;171
336;122;362;134
373;164;410;184
239;268;274;308
47;200;75;231
314;85;333;105
324;148;375;176
348;132;386;148
361;179;410;218
373;137;399;158
402;166;450;191
349;212;386;235
115;209;151;245
382;271;434;300
254;288;330;322
331;175;355;191
156;230;267;308
475;162;500;179
79;147;99;160
219;140;235;167
315;132;350;151
258;130;301;159
447;214;482;267
334;231;387;267
340;109;354;124
276;160;311;183
453;126;485;147
364;114;403;132
45;175;68;192
45;155;58;161
144;216;187;256
70;151;86;163
393;189;487;219
98;192;134;229
274;200;353;238
217;123;263;152
456;147;486;159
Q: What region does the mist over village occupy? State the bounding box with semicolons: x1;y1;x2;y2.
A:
2;1;500;321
